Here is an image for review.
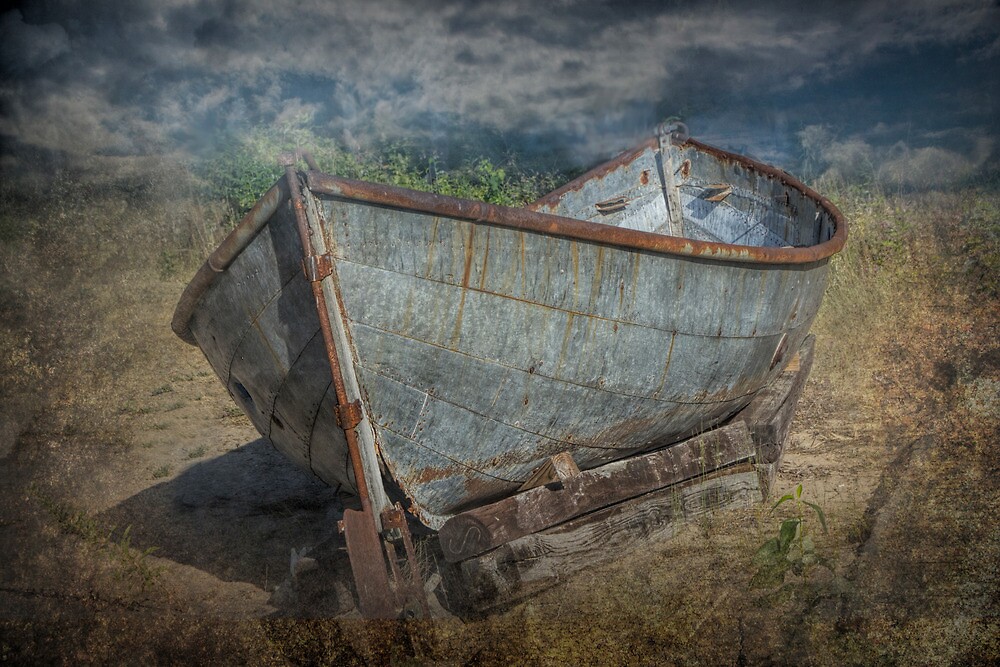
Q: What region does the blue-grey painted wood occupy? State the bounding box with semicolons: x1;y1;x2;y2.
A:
183;141;836;530
187;203;354;489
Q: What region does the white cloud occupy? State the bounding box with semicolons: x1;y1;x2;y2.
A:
799;122;996;188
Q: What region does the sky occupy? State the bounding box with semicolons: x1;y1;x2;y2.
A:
0;0;998;185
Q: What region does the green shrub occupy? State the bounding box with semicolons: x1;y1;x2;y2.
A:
195;124;563;223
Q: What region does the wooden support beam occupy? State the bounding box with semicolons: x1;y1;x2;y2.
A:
448;334;819;611
458;464;762;612
658;141;685;237
703;183;733;202
755;459;781;500
338;509;397;618
438;421;755;563
517;451;581;492
741;334;816;464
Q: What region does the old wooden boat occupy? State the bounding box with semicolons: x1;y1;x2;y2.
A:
172;127;846;541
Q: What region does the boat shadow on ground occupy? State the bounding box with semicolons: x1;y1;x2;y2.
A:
98;438;358;614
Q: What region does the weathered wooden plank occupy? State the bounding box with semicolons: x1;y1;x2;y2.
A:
189;204;304;382
437;421;754;563
740;334;816;463
324;196;824;341
269;332;329;442
755;460;781;500
339;508;396;618
335;248;822;408
658;142;686;236
350;319;756;446
517;452;581;492
226;272;319;437
458;465;761;611
307;384;353;488
303;190;392;525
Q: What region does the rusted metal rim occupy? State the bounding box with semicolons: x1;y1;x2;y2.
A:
306;137;846;264
171;138;847;346
170;179;290;344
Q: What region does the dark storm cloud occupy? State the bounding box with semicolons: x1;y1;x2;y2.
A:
0;0;997;178
0;10;69;75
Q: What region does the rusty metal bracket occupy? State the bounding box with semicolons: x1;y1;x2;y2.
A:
381;503;431;618
335;399;363;431
380;504;408;532
302;253;334;282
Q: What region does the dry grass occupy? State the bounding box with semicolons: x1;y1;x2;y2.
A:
1;158;998;664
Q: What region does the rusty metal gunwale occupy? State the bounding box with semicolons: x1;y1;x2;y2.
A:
171;137;846;347
171;179;290;344
305;137;845;264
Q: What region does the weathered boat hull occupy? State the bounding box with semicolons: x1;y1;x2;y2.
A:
173;136;845;529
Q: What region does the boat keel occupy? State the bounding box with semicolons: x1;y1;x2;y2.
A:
338;503;430;619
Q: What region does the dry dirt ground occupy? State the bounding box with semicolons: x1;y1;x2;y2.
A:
0;187;998;665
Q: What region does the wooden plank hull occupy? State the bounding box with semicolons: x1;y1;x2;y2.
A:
451;334;816;612
175;137;845;530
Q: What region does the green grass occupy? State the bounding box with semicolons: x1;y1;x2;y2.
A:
150;464;172;479
186;444;208;459
30;485;164;593
220;404;245;419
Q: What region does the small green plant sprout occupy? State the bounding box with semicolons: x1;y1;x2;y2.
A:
750;483;830;591
151;464;172;479
186;444;208;459
109;525;164;593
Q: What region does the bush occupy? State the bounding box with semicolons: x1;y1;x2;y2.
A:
195;124;563;223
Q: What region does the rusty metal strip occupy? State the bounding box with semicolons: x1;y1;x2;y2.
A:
339;509;396;617
305;146;845;267
282;154;401;617
382;539;405;608
382;504;430;617
298;186;390;522
171;179;290;344
282;156;376;514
